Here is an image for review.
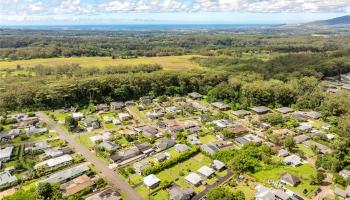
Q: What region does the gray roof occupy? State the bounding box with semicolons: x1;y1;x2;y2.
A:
335;187;348;198
99;141;119;151
200;143;219;156
211;102;229;110
169;185;194;200
0;171;17;186
174;144;190;153
276;107;294;114
42;164;89;183
0;146;13;160
251;106;270;114
232;110;251;116
157;138;175;151
293;134;309;143
188;92;203;99
213;160;225;170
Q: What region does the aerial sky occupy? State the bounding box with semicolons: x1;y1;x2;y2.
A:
0;0;349;25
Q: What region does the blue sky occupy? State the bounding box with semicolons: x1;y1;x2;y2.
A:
0;0;349;25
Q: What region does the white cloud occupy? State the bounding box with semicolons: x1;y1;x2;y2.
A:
29;1;44;12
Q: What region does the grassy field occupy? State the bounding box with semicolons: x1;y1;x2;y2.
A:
253;164;318;198
0;55;202;70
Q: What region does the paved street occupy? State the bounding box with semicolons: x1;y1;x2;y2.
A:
36;112;143;200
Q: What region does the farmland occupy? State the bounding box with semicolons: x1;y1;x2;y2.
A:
0;55;202;70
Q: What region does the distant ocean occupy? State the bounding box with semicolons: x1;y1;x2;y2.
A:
0;24;275;31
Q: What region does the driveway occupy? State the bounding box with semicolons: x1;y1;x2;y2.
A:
36;112;143;200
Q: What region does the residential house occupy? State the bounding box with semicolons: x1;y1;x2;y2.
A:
278;149;289;157
187;134;201;145
18;116;39;127
135;142;154;154
25;141;50;152
163;119;183;133
297;122;313;132
83;117;100;129
230;124;249;135
166;106;180;113
251;106;270;114
71;112;84;120
118;113;133;121
232;110;251;116
89;132;114;144
110;146;141;163
339;169;350;179
291;112;308;122
240;134;262;144
200;143;219;156
284;154;302;167
255;185;291;200
26;126;48;136
34;154;72;169
185;173;202;186
0;171;17;187
293;134;309;144
137;104;148;111
192;102;209;112
140;125;158;138
143;174;160;188
197;166;215;178
110;102;125;110
125;101;135;106
0;146;13;162
334;187;348;199
146;111;164;120
43;148;64;159
42;164;90;183
85;188;121;200
188;92;203;99
169;185;195;200
0;129;20;142
174;144;190;153
156;138;175;152
61;174;94;196
211;102;230;111
276;107;294;114
212;160;225;171
133;160;151;175
96;104;109;112
154;153;167;163
212;119;233;129
140;96;152;103
280;173;300;186
98;141;119;152
272;129;295;139
305;111;322;119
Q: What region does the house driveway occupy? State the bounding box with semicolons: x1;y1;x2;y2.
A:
36;112;143;200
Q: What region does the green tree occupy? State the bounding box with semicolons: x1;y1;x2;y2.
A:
207;186;245;200
283;136;296;151
65;116;78;131
35;182;62;200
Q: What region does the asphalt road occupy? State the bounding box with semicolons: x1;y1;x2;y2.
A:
37;112;143;200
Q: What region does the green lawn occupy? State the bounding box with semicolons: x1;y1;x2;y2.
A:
253;164;318;198
129;106;149;123
297;144;315;157
0;55;202;71
199;134;218;144
120;153;222;200
75;133;95;148
27;131;58;142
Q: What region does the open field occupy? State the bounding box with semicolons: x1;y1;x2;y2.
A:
0;55;202;70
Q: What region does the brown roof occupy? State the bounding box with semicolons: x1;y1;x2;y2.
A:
62;175;94;196
280;173;300;186
230;124;249;134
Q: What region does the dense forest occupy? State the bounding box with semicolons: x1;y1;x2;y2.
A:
1;29;350;60
1;30;350;122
